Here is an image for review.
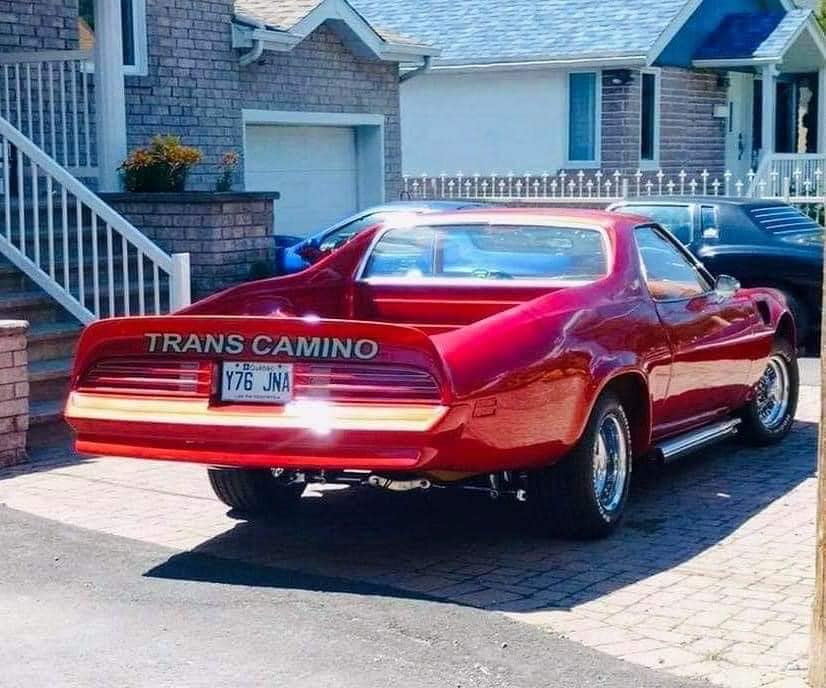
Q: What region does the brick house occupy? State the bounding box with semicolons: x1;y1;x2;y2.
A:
353;0;826;185
1;0;435;236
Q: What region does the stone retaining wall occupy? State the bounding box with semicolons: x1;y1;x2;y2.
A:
102;192;279;301
0;320;29;468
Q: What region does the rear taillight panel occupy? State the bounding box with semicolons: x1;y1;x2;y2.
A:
77;358;212;398
77;357;441;404
293;363;441;403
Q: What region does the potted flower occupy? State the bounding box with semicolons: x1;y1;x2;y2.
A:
120;135;203;192
215;151;239;192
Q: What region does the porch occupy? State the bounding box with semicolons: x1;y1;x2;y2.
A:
0;0;127;191
694;9;826;197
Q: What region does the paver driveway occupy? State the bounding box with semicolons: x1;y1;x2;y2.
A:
0;373;820;688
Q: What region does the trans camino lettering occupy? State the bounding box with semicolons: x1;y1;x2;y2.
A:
145;333;379;360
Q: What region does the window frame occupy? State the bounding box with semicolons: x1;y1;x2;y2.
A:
634;223;714;304
565;70;602;168
639;68;661;170
355;222;612;287
80;0;149;77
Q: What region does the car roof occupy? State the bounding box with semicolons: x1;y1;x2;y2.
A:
388;206;646;230
367;200;489;212
614;196;790;208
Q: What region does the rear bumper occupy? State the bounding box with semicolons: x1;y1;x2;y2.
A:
65;392;470;471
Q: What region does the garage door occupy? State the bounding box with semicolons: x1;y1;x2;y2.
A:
244;124;359;238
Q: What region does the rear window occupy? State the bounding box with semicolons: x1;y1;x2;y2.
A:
749;205;822;234
362;224;608;282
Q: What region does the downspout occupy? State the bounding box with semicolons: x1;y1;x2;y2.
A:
235;15;266;66
240;38;264;66
399;56;433;83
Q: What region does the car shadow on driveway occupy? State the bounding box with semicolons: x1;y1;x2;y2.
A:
145;420;817;614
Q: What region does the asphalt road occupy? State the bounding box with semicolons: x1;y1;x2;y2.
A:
0;506;709;688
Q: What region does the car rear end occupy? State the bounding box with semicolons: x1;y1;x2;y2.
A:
65;316;468;472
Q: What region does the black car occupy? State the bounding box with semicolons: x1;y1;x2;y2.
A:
608;197;824;348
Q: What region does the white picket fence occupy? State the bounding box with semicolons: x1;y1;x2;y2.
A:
402;168;826;204
0;114;189;324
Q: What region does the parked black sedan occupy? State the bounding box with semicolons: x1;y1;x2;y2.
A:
608;197;824;348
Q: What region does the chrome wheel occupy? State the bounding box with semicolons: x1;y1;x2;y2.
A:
756;355;791;431
592;413;629;515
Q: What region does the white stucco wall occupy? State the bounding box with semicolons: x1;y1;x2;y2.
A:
400;69;567;175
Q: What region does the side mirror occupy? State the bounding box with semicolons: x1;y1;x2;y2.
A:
714;274;740;299
702;227;721;241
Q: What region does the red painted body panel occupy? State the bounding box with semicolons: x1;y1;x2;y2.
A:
65;209;790;475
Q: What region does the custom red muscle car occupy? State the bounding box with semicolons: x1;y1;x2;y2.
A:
65;209;799;539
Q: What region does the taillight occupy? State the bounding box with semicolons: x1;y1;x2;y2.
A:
77;358;212;398
294;363;441;403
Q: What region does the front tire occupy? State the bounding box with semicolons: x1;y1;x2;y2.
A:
529;393;632;539
208;468;304;515
739;339;798;446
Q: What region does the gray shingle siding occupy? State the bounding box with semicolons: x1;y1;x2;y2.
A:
125;0;401;198
0;0;78;52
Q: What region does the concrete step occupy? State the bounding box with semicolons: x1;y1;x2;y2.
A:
26;398;72;451
28;356;72;404
26;320;83;363
0;288;73;323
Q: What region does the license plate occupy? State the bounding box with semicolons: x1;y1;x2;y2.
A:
221;361;293;404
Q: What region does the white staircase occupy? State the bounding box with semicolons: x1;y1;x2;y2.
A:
0;113;190;449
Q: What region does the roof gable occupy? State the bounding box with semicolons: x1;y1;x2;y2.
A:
233;0;435;62
695;10;811;61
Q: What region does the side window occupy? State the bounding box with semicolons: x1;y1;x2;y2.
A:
635;226;710;301
700;206;718;237
623;205;693;244
363;226;435;277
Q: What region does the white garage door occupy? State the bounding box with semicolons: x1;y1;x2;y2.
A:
244;124;359;238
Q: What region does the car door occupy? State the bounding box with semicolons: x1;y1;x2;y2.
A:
635;225;757;435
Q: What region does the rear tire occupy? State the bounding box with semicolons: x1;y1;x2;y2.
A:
739;338;798;446
529;393;632;539
207;468;304;515
780;291;809;352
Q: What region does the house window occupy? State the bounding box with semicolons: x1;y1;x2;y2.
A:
568;72;600;164
640;71;659;166
78;0;148;75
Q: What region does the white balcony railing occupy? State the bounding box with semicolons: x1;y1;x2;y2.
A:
750;153;826;198
0;50;96;177
0;114;189;324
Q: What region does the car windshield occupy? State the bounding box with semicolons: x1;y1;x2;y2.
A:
619;205;692;244
363;224;608;281
318;213;388;251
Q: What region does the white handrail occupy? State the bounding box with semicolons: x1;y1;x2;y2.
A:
0;50;93;65
0;114;191;323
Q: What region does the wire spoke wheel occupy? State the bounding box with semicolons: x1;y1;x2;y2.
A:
755;354;791;431
592;412;629;515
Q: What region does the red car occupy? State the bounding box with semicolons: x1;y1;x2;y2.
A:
65;209;799;539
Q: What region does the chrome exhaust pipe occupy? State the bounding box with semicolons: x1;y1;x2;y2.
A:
367;475;431;492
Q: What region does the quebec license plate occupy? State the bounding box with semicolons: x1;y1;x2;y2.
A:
221;361;293;404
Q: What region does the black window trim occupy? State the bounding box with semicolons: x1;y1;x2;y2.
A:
634;223;715;304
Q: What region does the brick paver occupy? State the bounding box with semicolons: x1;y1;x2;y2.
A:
0;384;819;687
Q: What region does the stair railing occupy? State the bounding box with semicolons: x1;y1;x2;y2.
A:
0;114;190;324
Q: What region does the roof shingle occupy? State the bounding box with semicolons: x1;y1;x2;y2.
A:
349;0;691;65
